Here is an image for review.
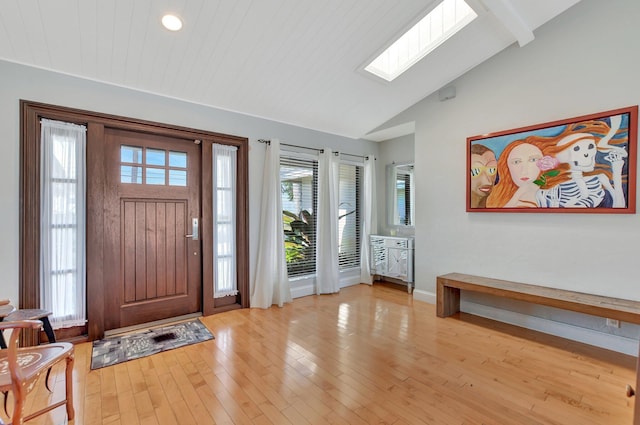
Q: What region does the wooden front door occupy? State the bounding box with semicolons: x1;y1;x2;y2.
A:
103;128;202;330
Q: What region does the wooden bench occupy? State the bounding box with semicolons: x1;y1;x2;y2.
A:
436;273;640;325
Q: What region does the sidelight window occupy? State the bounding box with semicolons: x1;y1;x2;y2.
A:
212;144;238;298
40;119;87;329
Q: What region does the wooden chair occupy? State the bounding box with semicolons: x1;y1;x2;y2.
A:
0;320;74;424
0;301;58;392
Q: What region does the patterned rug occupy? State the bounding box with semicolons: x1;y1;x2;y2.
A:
91;319;214;370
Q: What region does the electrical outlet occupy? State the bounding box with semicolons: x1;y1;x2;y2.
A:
606;318;620;328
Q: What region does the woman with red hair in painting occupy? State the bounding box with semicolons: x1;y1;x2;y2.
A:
485;139;545;208
486;115;627;208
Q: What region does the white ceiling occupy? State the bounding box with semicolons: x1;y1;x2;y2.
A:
0;0;580;140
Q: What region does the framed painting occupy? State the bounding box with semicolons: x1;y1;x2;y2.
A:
466;106;638;213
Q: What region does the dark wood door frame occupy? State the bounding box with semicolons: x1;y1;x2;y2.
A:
201;141;249;315
20;100;249;342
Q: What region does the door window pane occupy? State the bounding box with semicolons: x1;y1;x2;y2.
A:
169;169;187;186
121;166;143;184
146;148;165;166
121;146;142;164
146;167;166;185
121;146;188;187
169;151;187;168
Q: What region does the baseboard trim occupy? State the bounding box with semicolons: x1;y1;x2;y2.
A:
462;301;638;356
410;290;636;355
290;277;362;299
412;289;436;304
291;283;314;299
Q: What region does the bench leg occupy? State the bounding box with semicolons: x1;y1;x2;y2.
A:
437;278;461;318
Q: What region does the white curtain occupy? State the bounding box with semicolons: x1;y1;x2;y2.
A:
40;119;86;329
213;144;238;298
251;139;292;308
316;149;340;294
360;156;377;284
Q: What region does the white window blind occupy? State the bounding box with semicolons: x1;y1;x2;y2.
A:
213;144;238;298
280;155;318;277
338;163;362;270
396;167;413;226
40;118;87;329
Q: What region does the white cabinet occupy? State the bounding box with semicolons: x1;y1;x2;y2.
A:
370;235;414;292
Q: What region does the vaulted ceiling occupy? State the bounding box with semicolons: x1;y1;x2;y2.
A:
0;0;580;140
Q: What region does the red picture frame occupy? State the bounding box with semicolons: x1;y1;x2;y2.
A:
467;106;638;213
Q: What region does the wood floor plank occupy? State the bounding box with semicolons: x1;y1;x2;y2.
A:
1;283;635;424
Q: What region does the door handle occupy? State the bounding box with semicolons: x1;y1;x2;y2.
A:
185;218;199;240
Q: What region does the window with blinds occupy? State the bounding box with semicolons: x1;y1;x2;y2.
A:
397;172;412;225
338;163;362;270
280;156;318;277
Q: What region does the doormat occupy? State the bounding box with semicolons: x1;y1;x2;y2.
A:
90;319;214;370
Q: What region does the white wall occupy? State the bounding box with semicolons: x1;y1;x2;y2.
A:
376;134;415;236
380;0;640;353
0;60;378;306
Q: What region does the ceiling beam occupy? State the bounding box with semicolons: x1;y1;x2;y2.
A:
363;122;416;142
481;0;535;47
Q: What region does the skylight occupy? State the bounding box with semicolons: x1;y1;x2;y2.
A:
365;0;478;82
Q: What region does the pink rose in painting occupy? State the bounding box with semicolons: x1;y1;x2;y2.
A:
533;155;561;187
536;155;559;171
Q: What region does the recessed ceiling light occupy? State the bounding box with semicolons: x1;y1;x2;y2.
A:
162;14;183;31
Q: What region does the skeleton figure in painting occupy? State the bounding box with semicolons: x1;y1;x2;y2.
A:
535;115;627;208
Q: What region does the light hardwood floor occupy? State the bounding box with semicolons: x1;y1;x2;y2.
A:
3;283;636;425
